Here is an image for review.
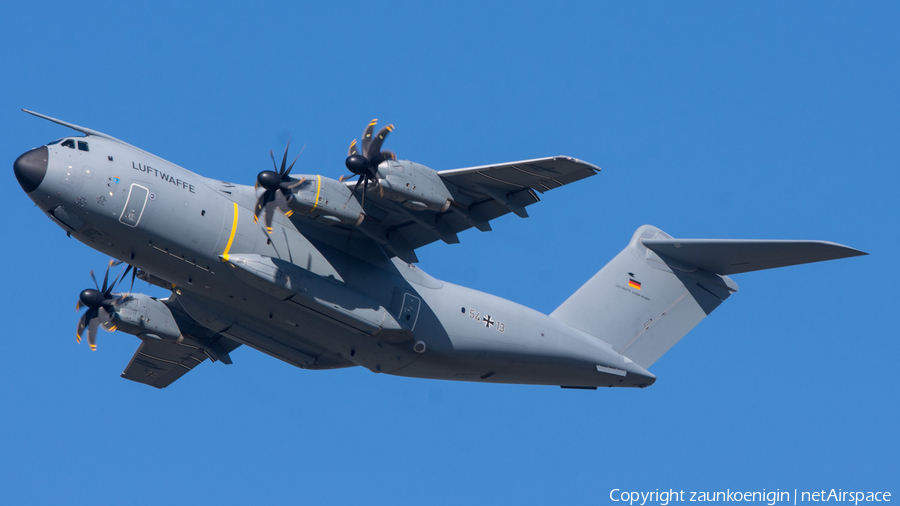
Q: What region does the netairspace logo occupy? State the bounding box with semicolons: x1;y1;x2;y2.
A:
609;489;892;506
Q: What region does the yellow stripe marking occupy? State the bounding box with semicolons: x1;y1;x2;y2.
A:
310;175;322;212
222;202;238;262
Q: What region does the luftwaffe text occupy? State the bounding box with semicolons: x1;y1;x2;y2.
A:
133;162;196;193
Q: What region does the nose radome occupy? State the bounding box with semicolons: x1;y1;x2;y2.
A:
14;146;48;193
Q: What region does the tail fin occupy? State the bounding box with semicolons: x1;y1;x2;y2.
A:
550;225;865;369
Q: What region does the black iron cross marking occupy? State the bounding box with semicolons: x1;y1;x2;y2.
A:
483;315;495;328
145;369;156;378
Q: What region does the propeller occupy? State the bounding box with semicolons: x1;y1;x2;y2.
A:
342;119;396;208
254;141;305;233
75;260;134;350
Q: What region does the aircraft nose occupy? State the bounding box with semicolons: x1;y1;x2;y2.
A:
14;146;48;193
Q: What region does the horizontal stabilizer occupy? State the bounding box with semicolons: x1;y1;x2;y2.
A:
641;239;867;275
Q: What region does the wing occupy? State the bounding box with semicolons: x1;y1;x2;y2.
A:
438;155;600;195
120;335;239;389
349;156;599;262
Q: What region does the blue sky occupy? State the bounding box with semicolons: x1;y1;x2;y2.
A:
1;2;897;504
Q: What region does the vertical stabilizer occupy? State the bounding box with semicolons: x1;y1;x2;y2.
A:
550;225;738;369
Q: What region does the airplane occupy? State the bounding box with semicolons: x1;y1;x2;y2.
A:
13;110;867;390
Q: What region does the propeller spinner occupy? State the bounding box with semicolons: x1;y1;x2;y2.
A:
342;119;396;208
75;260;135;350
254;141;305;233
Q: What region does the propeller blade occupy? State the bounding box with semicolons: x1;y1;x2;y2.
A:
368;124;394;159
115;264;133;295
346;175;364;205
99;307;112;325
381;150;397;161
79;306;99;347
286;177;306;189
87;317;100;351
279;139;291;175
269;149;279;172
259;190;276;227
90;270;99;290
101;260;113;293
360;174;369;209
76;312;87;343
348;139;359;157
76;299;83;312
264;198;275;233
361;119;378;157
284;144;304;177
254;192;267;223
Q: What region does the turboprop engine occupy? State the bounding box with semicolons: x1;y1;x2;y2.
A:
288;175;365;226
106;293;184;342
375;160;453;212
253;143;364;230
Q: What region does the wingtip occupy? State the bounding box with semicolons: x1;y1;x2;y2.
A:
817;241;868;258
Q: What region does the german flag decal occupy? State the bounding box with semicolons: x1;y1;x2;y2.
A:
628;278;642;290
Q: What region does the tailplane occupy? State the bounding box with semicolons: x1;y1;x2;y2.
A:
550;225;865;369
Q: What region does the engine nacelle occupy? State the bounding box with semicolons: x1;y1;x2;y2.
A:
376;160;452;212
104;293;183;342
289;175;365;226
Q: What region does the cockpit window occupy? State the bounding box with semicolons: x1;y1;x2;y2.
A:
78;141;89;152
61;139;75;149
47;138;63;146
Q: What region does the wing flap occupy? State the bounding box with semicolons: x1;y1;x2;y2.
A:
641;239;867;275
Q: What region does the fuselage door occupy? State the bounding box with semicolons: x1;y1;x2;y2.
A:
119;183;149;227
400;293;421;330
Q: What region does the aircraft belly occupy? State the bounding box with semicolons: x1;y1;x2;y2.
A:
175;282;421;374
395;276;651;386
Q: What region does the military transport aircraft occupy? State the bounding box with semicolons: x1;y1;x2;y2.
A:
13;110;866;389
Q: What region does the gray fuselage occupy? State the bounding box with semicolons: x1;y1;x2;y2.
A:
17;134;656;388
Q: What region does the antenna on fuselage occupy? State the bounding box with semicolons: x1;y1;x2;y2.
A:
21;109;122;142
